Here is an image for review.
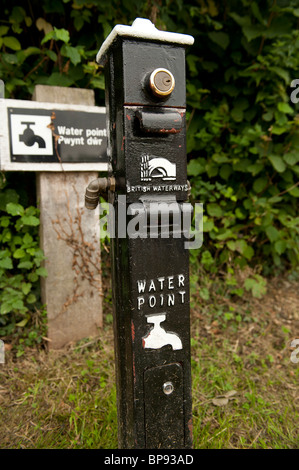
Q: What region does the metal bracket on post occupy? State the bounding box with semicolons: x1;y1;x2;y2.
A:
86;18;194;449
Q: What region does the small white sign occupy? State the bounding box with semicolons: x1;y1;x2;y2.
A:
10;114;53;156
0;98;108;172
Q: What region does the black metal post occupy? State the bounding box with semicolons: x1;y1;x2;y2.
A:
94;18;194;449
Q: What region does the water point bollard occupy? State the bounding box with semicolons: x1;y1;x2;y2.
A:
85;18;194;449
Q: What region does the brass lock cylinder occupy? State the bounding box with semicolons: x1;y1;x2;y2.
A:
149;68;175;97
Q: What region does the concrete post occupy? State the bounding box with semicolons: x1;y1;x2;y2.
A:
33;86;103;349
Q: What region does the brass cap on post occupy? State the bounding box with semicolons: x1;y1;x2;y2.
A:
149;68;175;97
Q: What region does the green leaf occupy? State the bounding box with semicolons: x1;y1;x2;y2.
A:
12;299;26;311
0;189;19;211
28;272;38;283
0;217;10;228
268;155;286;173
247;163;264;176
235;208;246;219
289;186;299;197
253;177;268;193
2;53;18;64
45;49;57;62
243;245;254;261
215;229;234;241
26;293;36;304
283;152;299;166
3;36;21;51
271;125;288;136
206;163;218;177
227;240;236;251
1;302;12;315
54;27;70;43
277;102;294;114
233;159;251;172
10;6;26;24
21;283;32;295
203;218;214;232
251;2;265;24
229;13;251;28
0;257;13;269
61;44;81;65
231;107;243;122
199;287;210;300
16;317;30;327
22;233;33;246
274;240;287;255
268;66;290;84
47;72;74;87
220;164;232;180
21;215;40;226
208;32;230;50
265;17;293;39
265;225;280;242
207;203;223;218
262;111;273;122
235;240;254;260
41;27;70;44
201;250;214;266
0;26;9;36
243;25;264;42
17;47;41;64
90;76;105;90
244;276;266;298
13;248;26;259
36;267;48;277
18;260;33;269
188;160;205;176
6;202;24;216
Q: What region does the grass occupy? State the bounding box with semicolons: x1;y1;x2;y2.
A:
191;332;298;449
0;265;298;449
0;334;118;448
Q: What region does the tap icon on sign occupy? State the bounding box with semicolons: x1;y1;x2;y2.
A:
142;313;183;351
19;122;46;148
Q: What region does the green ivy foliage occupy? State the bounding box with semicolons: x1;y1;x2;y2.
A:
0;0;299;299
0;0;154;100
0;175;47;337
181;0;299;275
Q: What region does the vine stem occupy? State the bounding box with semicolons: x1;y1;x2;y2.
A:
257;0;277;56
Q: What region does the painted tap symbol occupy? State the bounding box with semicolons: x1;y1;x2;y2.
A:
19;122;46;148
142;313;183;351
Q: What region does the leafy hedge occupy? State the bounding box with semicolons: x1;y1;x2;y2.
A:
0;174;47;344
184;0;299;276
0;0;299;340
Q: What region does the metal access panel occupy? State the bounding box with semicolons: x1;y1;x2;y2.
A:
111;229;192;448
144;363;184;449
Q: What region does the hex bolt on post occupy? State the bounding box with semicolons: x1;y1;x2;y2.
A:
86;18;194;449
163;382;175;395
